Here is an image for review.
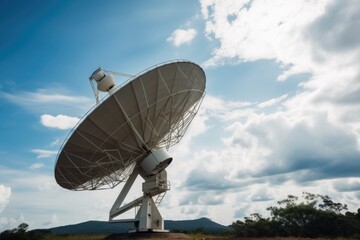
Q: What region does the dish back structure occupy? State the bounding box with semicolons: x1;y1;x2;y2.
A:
55;60;206;232
55;61;205;190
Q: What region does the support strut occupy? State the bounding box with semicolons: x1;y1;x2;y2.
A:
109;169;169;232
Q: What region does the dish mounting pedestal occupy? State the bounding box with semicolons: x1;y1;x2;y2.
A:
109;150;171;232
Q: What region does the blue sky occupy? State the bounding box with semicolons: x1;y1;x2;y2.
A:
1;0;360;231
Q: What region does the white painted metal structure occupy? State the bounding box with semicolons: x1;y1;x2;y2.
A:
54;60;206;232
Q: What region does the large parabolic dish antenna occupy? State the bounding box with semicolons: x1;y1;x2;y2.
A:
55;60;206;232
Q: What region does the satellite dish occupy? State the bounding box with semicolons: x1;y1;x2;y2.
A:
55;60;206;232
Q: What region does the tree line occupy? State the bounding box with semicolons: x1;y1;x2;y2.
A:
231;192;360;238
2;192;360;239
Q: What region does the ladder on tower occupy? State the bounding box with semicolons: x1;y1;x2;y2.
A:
155;192;166;206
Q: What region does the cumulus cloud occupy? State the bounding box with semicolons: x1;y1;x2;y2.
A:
0;185;11;214
201;0;328;75
167;28;197;47
42;214;58;226
0;166;96;229
333;179;360;192
195;0;360;184
3;0;360;228
40;114;79;130
181;206;198;214
234;205;250;219
179;192;224;206
163;0;360;223
0;215;25;232
250;187;273;202
306;0;360;53
227;110;360;182
185;166;239;191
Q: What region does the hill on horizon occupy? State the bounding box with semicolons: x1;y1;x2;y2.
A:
48;217;229;234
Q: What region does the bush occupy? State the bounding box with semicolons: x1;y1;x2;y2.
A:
231;192;360;238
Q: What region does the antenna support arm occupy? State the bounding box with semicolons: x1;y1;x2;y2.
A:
109;168;139;220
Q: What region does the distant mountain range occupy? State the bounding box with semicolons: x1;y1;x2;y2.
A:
49;218;229;234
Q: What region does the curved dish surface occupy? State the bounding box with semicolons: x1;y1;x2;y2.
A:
55;61;206;190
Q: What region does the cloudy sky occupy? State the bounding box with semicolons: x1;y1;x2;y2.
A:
1;0;360;231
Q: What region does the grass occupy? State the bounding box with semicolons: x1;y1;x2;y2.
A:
42;233;229;239
188;233;230;239
43;234;108;240
24;233;360;240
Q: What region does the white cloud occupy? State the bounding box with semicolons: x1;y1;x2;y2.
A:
3;0;360;229
50;139;61;147
2;89;91;105
200;94;254;122
0;185;11;214
0;214;26;232
0;89;93;115
333;178;360;192
30;163;45;170
40;114;79;130
196;0;360;181
0;168;57;192
31;149;58;159
0;215;29;232
167;28;197;47
0;165;144;229
257;94;288;109
201;0;328;74
162;0;360;224
250;187;273;202
42;214;58;227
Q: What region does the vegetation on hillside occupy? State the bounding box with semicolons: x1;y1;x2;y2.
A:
2;192;359;239
0;226;106;240
0;223;50;240
231;192;360;238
